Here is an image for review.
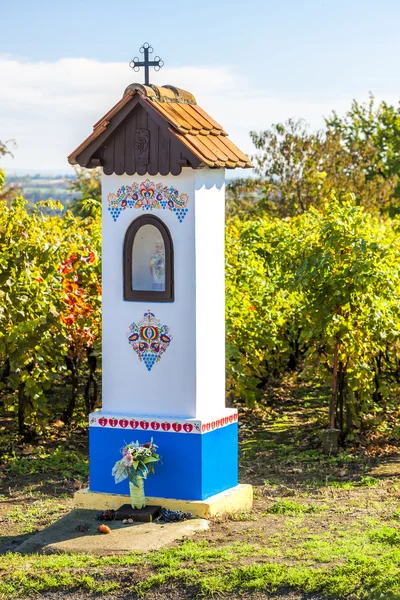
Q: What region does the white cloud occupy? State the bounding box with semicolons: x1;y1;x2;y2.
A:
0;56;398;173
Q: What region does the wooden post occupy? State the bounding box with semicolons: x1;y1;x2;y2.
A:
329;339;340;429
322;338;341;455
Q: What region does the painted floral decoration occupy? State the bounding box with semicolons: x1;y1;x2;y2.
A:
108;179;189;223
127;310;172;371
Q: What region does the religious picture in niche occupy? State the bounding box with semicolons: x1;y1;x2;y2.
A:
131;224;165;292
149;240;165;291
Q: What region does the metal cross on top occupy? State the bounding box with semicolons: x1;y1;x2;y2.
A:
129;43;164;85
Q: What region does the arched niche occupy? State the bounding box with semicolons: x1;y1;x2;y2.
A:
123;215;174;302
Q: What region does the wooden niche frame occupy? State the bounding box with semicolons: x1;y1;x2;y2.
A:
123;215;174;302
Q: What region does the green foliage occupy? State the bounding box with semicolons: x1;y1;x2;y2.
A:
250;118;397;217
226;196;400;436
227;96;400;439
225;177;264;218
243;97;400;219
0;187;101;436
67;166;101;218
326;94;400;210
291;198;400;431
0;139;17;200
226;216;302;404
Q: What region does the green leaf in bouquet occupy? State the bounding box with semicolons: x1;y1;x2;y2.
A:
112;460;128;484
143;456;159;464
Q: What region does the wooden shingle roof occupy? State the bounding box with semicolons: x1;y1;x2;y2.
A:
68;83;253;175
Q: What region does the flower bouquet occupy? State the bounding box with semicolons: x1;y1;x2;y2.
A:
112;440;160;509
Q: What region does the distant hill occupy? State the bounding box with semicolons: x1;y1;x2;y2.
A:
5;173;76;208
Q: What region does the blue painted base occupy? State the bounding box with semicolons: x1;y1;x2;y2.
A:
89;424;238;501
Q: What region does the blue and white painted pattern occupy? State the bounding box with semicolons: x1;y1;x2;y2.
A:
127;310;172;372
107;179;189;222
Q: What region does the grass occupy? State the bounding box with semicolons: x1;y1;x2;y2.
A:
1;531;400;599
265;499;325;514
3;446;88;480
369;526;400;546
0;373;399;599
5;499;69;534
328;475;381;489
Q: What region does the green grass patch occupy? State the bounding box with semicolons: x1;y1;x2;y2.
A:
328;480;357;489
2;446;88;480
328;475;381;489
266;499;324;515
195;560;400;598
1;532;400;599
227;511;258;521
5;499;69;534
360;475;381;487
369;526;400;546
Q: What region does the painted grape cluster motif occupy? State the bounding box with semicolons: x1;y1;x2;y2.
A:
127;310;172;371
107;178;189;223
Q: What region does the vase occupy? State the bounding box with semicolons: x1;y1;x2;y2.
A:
129;477;146;509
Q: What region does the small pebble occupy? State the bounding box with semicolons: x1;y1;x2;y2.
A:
128;518;134;523
122;519;128;524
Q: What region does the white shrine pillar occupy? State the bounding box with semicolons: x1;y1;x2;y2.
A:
68;77;253;508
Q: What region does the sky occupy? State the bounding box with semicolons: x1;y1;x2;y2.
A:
1;0;400;173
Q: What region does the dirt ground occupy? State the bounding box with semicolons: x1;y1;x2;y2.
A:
1;376;399;599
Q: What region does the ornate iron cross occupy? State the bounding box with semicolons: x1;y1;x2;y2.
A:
129;43;164;85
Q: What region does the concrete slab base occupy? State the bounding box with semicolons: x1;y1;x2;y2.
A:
16;509;209;555
74;484;253;518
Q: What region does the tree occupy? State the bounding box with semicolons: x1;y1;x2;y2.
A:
0;196;67;437
68;166;101;218
226;194;400;441
0;139;17;200
0;178;102;438
249;116;397;217
226;215;303;405
0;139;15;159
60;238;101;422
225;177;264;218
326;95;400;213
285;197;400;437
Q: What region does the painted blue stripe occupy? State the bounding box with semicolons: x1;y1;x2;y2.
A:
202;423;239;498
89;424;238;501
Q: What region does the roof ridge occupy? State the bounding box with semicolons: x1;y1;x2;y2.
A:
124;83;196;105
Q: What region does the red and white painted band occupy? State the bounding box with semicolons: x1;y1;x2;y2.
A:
89;412;238;434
